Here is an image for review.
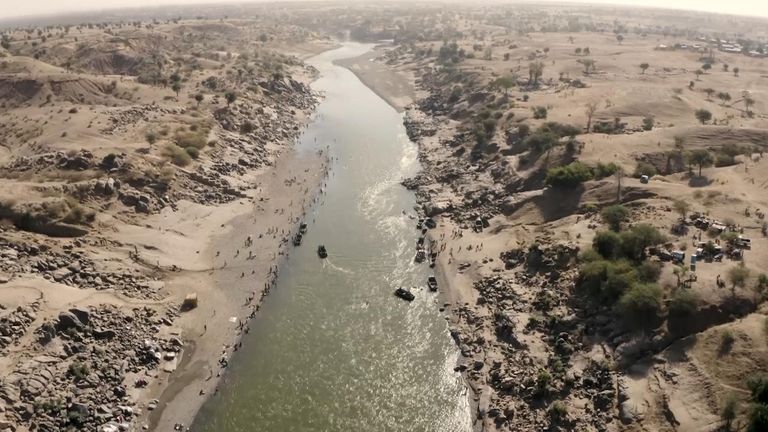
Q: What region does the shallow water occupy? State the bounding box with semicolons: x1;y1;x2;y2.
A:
192;43;471;432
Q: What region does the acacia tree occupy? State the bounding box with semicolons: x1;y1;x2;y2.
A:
528;61;544;86
688;149;714;176
578;58;596;74
695;109;712;124
717;92;732;105
733;67;740;76
727;263;751;298
745;97;755;115
584;101;598;133
694;69;704;80
703;88;715;100
616;34;624;44
194;93;204;106
639;63;649;74
673;199;691;220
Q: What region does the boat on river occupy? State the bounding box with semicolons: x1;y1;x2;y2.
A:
394;287;415;302
317;245;328;258
427;276;438;291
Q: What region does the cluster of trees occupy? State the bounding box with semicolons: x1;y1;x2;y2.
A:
545;161;594;188
522;122;580;155
579;207;668;324
438;41;465;65
574;47;591;55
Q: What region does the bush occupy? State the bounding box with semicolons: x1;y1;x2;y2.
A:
634;161;658;178
185;146;200;159
532;106;548;119
546;161;593;188
523;131;559;153
619;224;666;261
539;121;580;138
617;283;662;322
748;403;768;432
642;116;654;131
593;231;622;258
601;204;629;231
240;121;255;134
637;261;662;282
668;290;699;316
748;374;768;405
549;400;568;420
163;144;192;166
174;131;207;149
68;362;90;380
594;162;620;179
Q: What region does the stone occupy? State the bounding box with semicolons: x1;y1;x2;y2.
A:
57;312;84;331
69;308;90;325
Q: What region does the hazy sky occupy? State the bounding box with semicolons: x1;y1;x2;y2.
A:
1;0;766;20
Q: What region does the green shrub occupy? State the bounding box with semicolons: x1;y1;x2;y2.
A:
68;361;90;380
634;161;658;177
523;131;559;153
617;283;662;322
163;144;192;167
594;231;622;258
549;400;568;420
185;146;200;159
748;403;768;432
532;106;548;119
637;261;662;283
601;204;629;231
668;290;699;316
174;131;207;149
594;162;620;179
546;161;593;188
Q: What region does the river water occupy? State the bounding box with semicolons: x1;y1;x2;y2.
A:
193;43;471;432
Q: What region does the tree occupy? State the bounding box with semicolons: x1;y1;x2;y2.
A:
728;263;751;298
145;131;157;147
194;93;204;106
616;34;624;44
702;63;712;72
744;97;755;115
584;101;598;133
673;199;690;220
694;69;704;80
583;47;590;55
601;204;629;231
528;61;544;86
733;67;740;76
225;91;237;106
639;63;649;74
575;47;582;55
577;58;596;74
688;149;714;176
492;76;515;95
717;92;732;105
695;109;712;124
721;394;737;431
703;88;715;100
723;64;729;72
171;82;181;98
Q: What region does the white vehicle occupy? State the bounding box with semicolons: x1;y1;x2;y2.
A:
736;236;752;248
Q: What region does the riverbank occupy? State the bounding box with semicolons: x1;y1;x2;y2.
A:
148;145;329;430
333;44;417;113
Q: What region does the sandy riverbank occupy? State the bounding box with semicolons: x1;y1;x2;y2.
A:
144;144;330;430
333;45;416;113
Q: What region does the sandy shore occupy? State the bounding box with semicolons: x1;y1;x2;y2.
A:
143;145;330;430
334;45;416;113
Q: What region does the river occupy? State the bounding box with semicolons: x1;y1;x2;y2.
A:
192;43;471;432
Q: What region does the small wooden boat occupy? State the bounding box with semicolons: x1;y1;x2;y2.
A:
427;276;438;291
394;287;415;302
317;245;328;258
415;248;426;263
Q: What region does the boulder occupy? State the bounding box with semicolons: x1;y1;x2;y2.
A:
57;312;84;331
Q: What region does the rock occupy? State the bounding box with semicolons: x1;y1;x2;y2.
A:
68;308;90;325
93;328;116;340
57;312;84;331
